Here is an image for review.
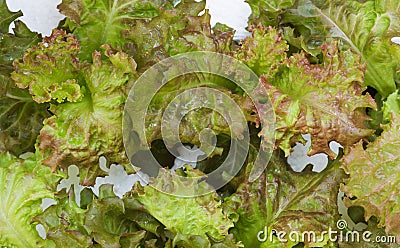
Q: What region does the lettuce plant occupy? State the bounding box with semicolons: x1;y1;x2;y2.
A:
0;0;399;247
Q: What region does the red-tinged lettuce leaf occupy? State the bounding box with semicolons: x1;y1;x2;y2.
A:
58;0;235;68
132;168;235;247
36;46;136;185
57;0;176;61
253;0;400;97
0;1;48;156
0;153;57;247
124;1;235;69
255;40;376;158
12;29;82;104
235;25;288;77
341;113;400;238
13;30;137;185
222;151;346;248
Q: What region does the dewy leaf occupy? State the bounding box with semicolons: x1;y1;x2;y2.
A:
256;40;376;158
223;151;345;248
57;0;175;61
0;153;56;247
12;29;82;104
278;0;400;97
133;168;234;245
341;113;400;237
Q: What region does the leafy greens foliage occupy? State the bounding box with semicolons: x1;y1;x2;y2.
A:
1;0;400;247
0;153;56;247
0;0;49;156
248;0;400;97
223;151;345;247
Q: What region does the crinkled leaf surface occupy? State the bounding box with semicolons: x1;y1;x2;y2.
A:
13;30;137;185
235;26;288;77
223;151;345;247
0;153;56;247
12;29;82;104
133;168;234;246
126;2;235;68
58;0;177;61
341;114;400;237
255;38;375;157
37;48;135;185
268;0;400;97
0;20;41;75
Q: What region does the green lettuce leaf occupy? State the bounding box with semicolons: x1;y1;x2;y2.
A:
0;83;50;156
38;47;135;185
34;184;165;248
133;168;235;247
259;0;400;97
57;0;175;61
254;37;376;157
12;29;82;104
246;0;296;27
59;0;235;68
12;30;137;185
223;151;345;247
33;194;92;248
84;185;160;247
383;90;400;122
0;153;56;247
235;25;288;77
0;1;48;156
0;0;22;33
127;4;235;68
341;113;400;237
